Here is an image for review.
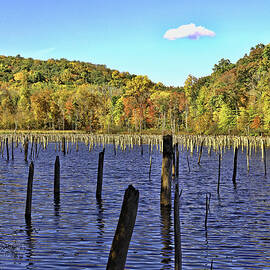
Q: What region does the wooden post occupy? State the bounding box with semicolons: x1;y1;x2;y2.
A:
176;143;179;178
232;146;238;188
205;193;211;230
246;139;250;173
172;144;176;179
197;139;204;165
262;140;267;176
6;138;9;161
24;137;29;162
161;135;173;207
217;152;221;195
107;185;139;270
96;148;105;200
149;153;152;180
140;137;143;155
54;156;60;200
11;137;14;160
25;162;34;220
61;137;66;155
174;183;182;270
113;139;117;155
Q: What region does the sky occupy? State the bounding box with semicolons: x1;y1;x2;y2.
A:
1;0;270;87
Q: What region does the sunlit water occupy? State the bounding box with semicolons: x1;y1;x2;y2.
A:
0;142;269;269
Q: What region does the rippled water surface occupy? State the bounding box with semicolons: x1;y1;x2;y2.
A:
0;142;269;269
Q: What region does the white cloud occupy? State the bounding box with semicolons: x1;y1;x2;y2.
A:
163;23;216;40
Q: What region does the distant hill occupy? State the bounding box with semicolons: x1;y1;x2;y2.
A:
0;43;269;134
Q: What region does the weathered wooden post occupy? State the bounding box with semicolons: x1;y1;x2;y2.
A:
262;140;267;176
96;148;105;200
61;137;66;155
174;183;182;270
54;156;60;201
176;143;179;178
161;135;173;207
217;152;221;195
6;138;9;161
232;146;238;188
205;193;211;230
149;153;152;180
172;145;176;179
107;185;139;270
140;136;143;156
113;138;117;155
25;162;34;221
246;139;250;173
24;137;29;162
11;137;14;160
197;139;204;165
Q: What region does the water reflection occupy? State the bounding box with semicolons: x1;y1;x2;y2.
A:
96;198;105;238
54;196;61;217
25;218;34;269
160;205;173;269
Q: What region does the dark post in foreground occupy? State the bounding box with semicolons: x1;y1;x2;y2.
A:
54;156;60;200
25;162;34;220
161;135;173;207
96;148;105;200
174;183;182;270
232;146;238;188
107;185;139;270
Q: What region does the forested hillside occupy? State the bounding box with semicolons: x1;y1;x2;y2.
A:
0;43;270;134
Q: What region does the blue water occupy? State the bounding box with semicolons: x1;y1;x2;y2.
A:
0;142;269;269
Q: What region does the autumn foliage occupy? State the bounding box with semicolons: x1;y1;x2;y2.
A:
0;43;270;135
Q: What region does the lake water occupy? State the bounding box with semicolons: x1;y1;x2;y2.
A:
0;142;269;269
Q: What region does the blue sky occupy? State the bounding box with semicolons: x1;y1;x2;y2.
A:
1;0;270;86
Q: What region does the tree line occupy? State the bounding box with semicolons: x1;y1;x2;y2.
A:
0;43;269;135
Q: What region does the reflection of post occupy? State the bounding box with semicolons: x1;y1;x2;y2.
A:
161;135;172;207
107;185;139;270
174;183;182;270
160;205;173;268
96;198;105;238
25;219;35;268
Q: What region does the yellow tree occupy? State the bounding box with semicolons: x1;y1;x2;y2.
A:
124;75;153;132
